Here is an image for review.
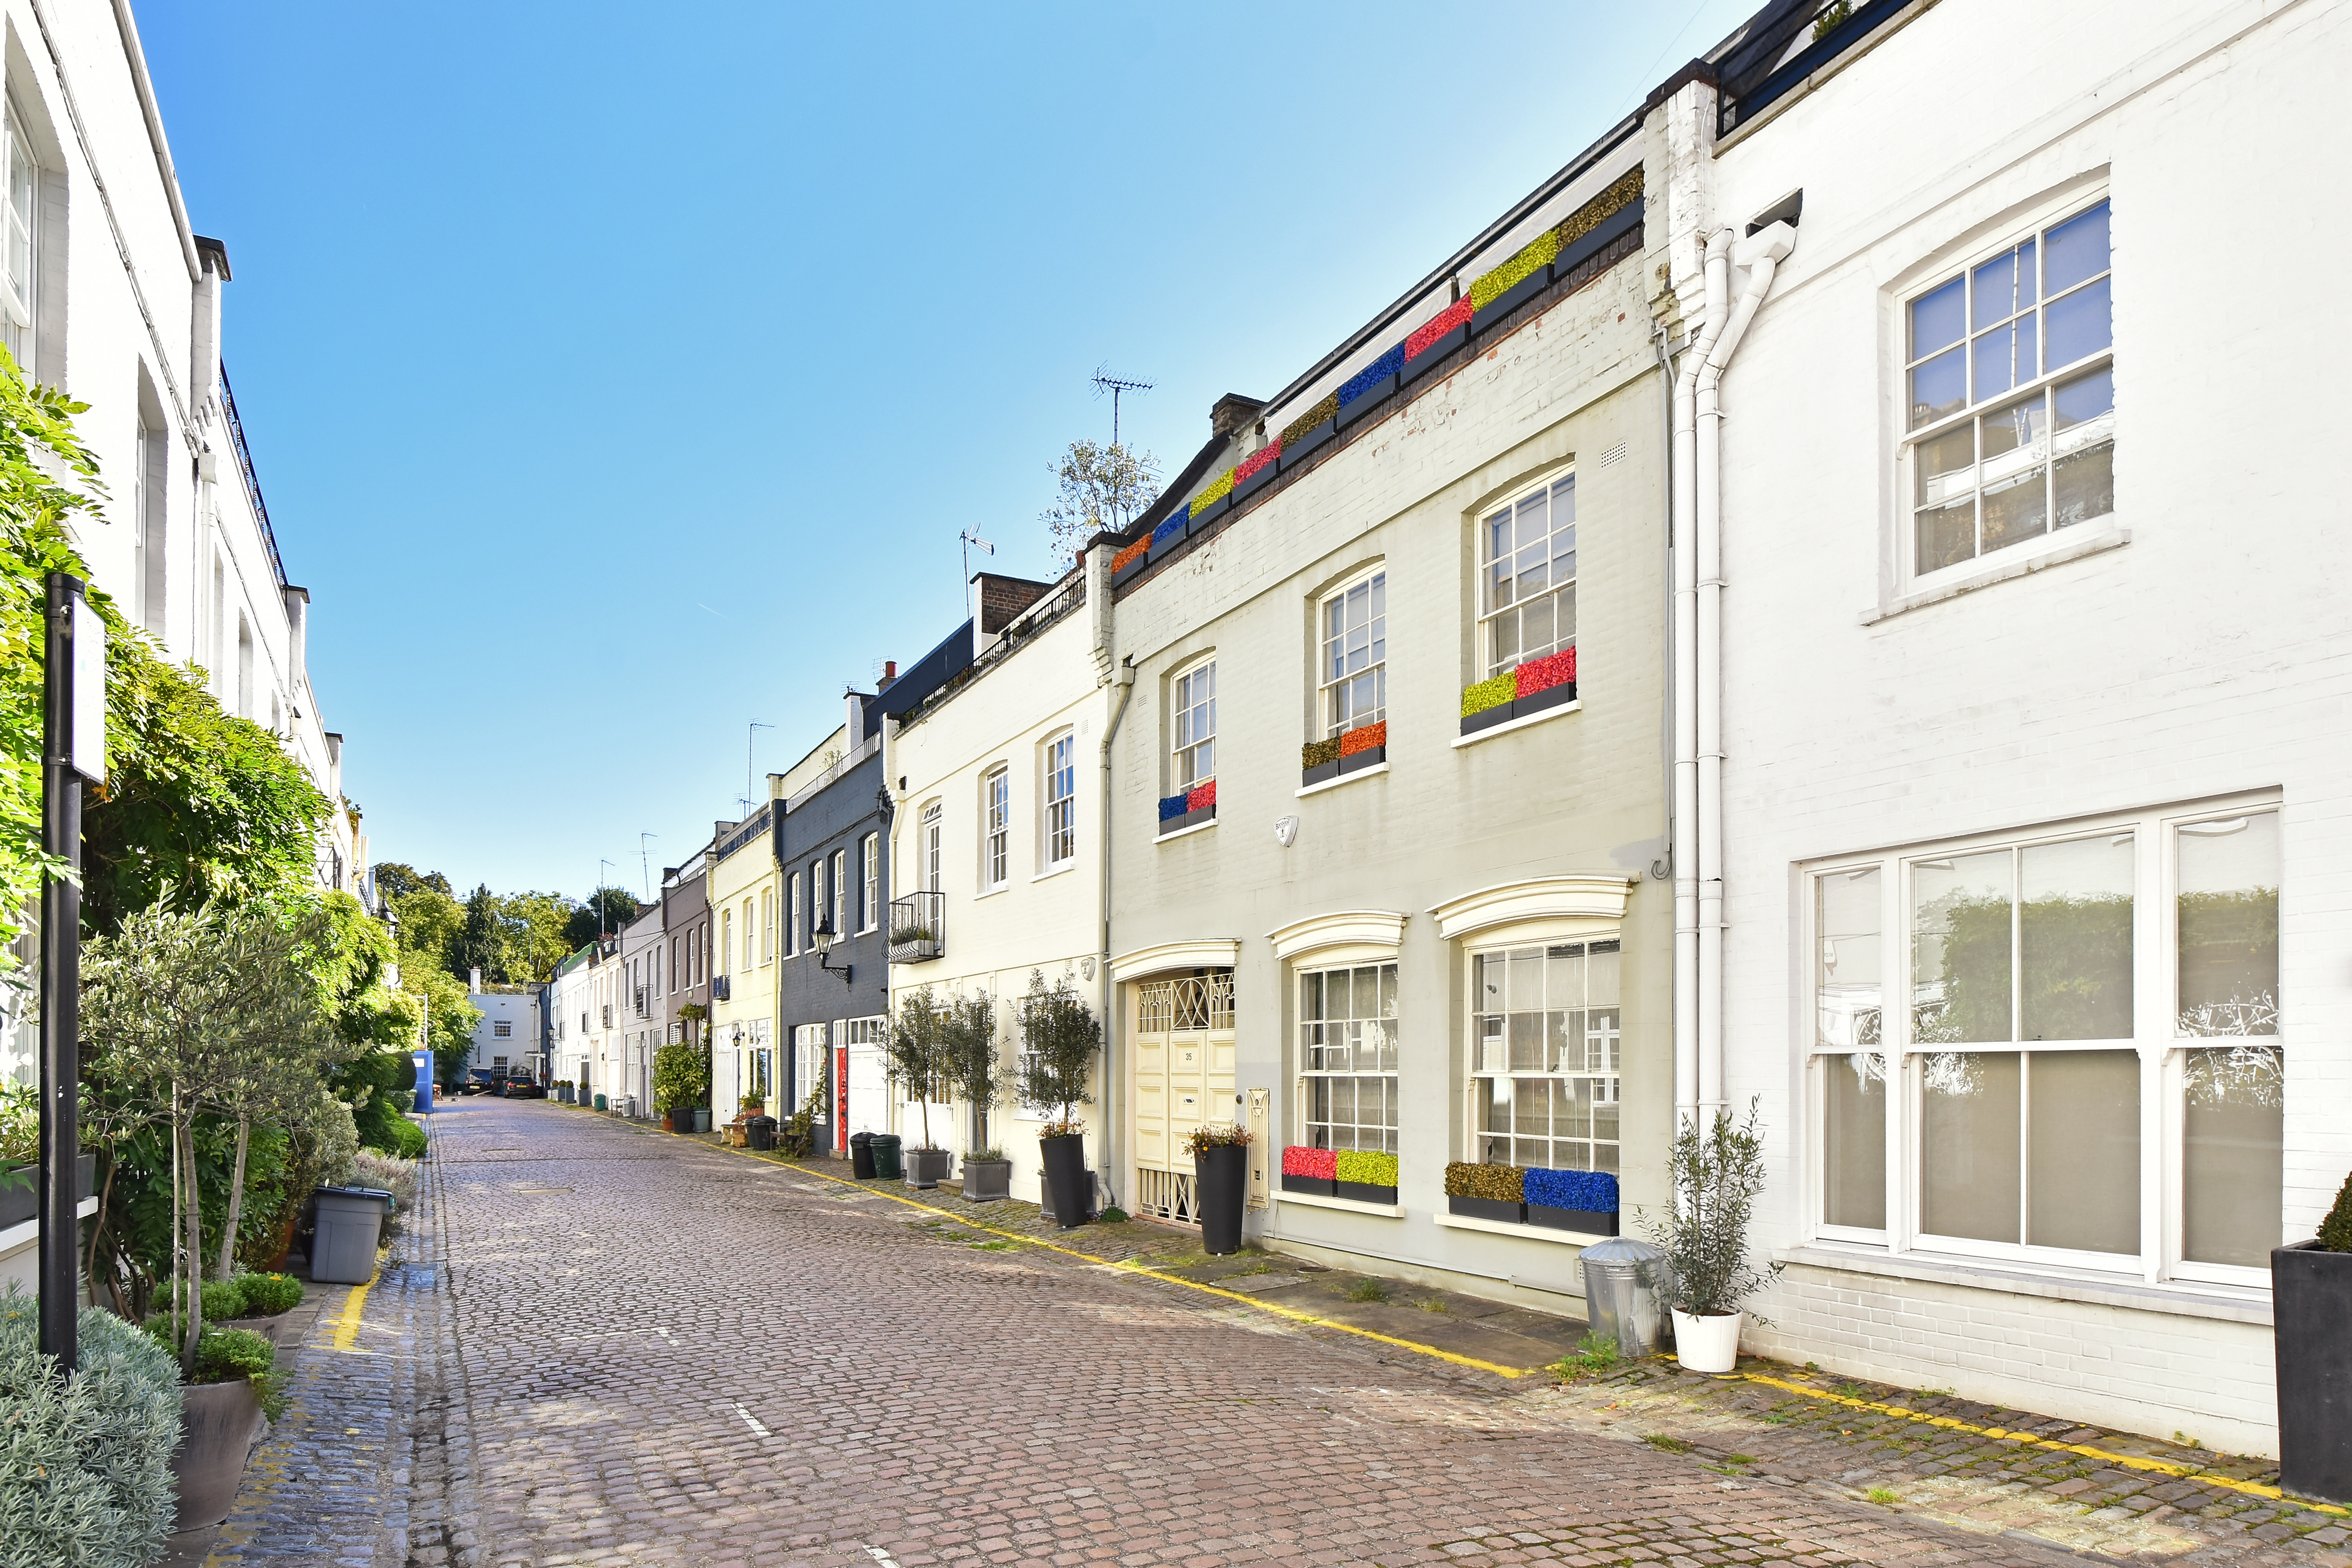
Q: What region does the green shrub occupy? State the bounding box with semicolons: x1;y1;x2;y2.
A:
194;1327;273;1381
0;1285;183;1567
1334;1149;1398;1186
2320;1170;2352;1252
653;1043;709;1112
1460;672;1515;718
368;1114;426;1160
234;1272;303;1317
201;1276;249;1324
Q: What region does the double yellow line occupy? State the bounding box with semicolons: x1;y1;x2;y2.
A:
724;1144;1531;1378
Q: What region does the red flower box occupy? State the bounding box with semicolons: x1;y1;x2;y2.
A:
1235;441;1281;485
1515;647;1576;698
1282;1146;1337;1179
1339;720;1386;757
1186;780;1216;812
1112;537;1149;573
1406;297;1474;361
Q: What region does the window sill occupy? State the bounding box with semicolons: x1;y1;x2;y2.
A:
1775;1242;2271;1325
1434;1211;1608;1245
1862;526;2129;626
1276;1191;1403;1219
1296;762;1388;798
1450;699;1580;748
1157;817;1218;844
1031;863;1077;883
971;886;1009;901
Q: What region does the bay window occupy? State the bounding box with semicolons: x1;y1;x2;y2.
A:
1807;801;2282;1279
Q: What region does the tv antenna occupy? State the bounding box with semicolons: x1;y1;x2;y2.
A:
1091;367;1153;450
638;831;657;902
960;524;995;586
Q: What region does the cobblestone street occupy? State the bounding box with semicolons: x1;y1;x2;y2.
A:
208;1097;2351;1568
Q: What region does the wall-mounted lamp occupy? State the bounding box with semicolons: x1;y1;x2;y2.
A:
813;918;852;985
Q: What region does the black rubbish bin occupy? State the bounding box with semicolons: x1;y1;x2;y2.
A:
850;1130;876;1179
746;1115;777;1152
870;1133;903;1180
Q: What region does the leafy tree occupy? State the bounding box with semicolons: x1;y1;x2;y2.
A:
82;902;335;1371
563;886;641;950
653;1043;708;1114
373;862;450;900
1040;438;1160;570
938;990;1002;1152
1639;1100;1783;1320
886;986;949;1149
499;891;576;983
1015;971;1098;1134
452;882;501;980
391;886;464;972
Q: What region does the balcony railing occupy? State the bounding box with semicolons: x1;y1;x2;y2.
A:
889;891;944;963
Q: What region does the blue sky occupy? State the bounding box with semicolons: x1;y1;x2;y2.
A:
139;0;1762;902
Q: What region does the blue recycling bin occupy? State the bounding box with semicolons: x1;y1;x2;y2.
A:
412;1049;434;1113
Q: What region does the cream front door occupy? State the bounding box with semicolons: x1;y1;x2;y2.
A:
1131;971;1235;1223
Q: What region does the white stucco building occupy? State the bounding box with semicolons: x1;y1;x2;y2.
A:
464;988;543;1083
1661;0;2348;1455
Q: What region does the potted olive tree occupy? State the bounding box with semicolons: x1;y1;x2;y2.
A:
652;1042;707;1134
2277;1171;2352;1502
1639;1100;1781;1374
887;987;954;1189
1018;971;1099;1227
940;989;1010;1201
1189;1124;1250;1254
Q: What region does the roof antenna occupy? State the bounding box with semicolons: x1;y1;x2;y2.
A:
960;524;995;589
1091;366;1153;453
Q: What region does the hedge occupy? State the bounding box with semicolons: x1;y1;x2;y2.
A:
1523;1166;1618;1212
1334;1149;1398;1187
1443;1160;1524;1201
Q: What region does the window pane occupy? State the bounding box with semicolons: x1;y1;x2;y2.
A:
2043;201;2110;296
1908;345;1967;430
1823;1052;1886;1229
1922;1051;2021;1241
1916;496;1976;573
1972;247;2025;330
2178;812;2280;1033
1910;276;1965;359
1913;850;2013;1043
2053;444;2114;529
2020;834;2134;1040
2052;364;2112;430
2027;1049;2139;1254
1817;868;1882;1047
2184;1045;2283;1265
2044;276;2112;370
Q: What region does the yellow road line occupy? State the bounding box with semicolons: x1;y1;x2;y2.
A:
1738;1372;2339;1515
715;1143;1533;1378
328;1272;376;1352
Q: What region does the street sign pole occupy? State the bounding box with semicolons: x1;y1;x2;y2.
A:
41;572;103;1369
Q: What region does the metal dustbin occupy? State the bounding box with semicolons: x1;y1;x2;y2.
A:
312;1186;394;1285
1579;1235;1668;1360
850;1131;876;1178
746;1115;777;1152
870;1133;903;1180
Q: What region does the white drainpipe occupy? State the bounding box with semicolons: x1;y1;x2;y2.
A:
1673;220;1795;1129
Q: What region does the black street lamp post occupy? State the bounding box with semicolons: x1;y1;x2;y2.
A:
41;572;104;1369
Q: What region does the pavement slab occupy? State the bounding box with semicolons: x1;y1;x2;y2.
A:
196;1098;2352;1568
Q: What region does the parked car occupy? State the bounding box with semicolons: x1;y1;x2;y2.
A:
459;1070;495;1095
498;1078;544;1099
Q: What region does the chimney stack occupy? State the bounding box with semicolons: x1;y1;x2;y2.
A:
469;966;482;992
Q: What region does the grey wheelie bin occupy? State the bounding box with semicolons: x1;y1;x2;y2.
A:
312;1186;396;1284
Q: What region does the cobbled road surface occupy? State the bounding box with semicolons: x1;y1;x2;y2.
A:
376;1098;2188;1567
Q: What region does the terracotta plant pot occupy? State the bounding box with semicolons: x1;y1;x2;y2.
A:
171;1377;264;1530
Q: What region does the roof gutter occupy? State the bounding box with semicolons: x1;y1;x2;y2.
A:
107;0;202;282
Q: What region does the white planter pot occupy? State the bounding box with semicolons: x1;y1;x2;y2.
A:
1671;1308;1743;1374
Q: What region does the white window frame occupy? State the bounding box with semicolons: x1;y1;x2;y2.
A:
719;910;731;977
1318;569;1387;740
0;100;36;374
760;889;773;964
1477;470;1576;679
1172;657;1216;792
1801;793;2283;1289
860;833;880;932
1043;731;1076;869
831;849;847;938
1296;960;1398;1154
1901;192;2115;587
786;872;800;956
982;767;1009;890
922;802;943;893
742;898;755;972
1461;934;1622;1175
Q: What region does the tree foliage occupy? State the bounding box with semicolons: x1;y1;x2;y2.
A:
887;986;949;1149
1040;439;1160;570
1639;1100;1782;1319
562;885;643;951
373;862;450;900
1016;971;1098;1132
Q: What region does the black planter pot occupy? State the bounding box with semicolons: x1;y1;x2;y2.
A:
1280;1173;1336;1197
1473;265;1553;335
1232;461;1278;507
1516;680;1577;718
1158;805;1216;837
962;1157;1012;1203
1040;1133;1090;1229
850;1131;876;1180
1402;325;1468;383
1526;1203;1619;1236
1334;1181;1398;1206
1338;745;1386;775
1301;759;1341;789
2276;1242;2352;1502
905;1147;951;1189
1336;376;1396;428
1460;700;1518;737
1197;1144;1247;1255
1279;418;1335;469
171;1379;264;1530
1448;1194;1526;1224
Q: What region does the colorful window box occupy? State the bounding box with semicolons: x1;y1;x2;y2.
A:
1189;468;1235;517
1444;1160;1526;1223
1234;443;1279;485
1405;298;1472;382
1470;228;1561;312
1515;648;1576;698
1159;780;1216;837
1460;653;1577;737
1337;345;1404;428
1522;1165;1619;1235
1281;1144;1337;1197
1112;537;1149;575
1460;672;1515;719
1338;720;1386;757
1334;1148;1399;1205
